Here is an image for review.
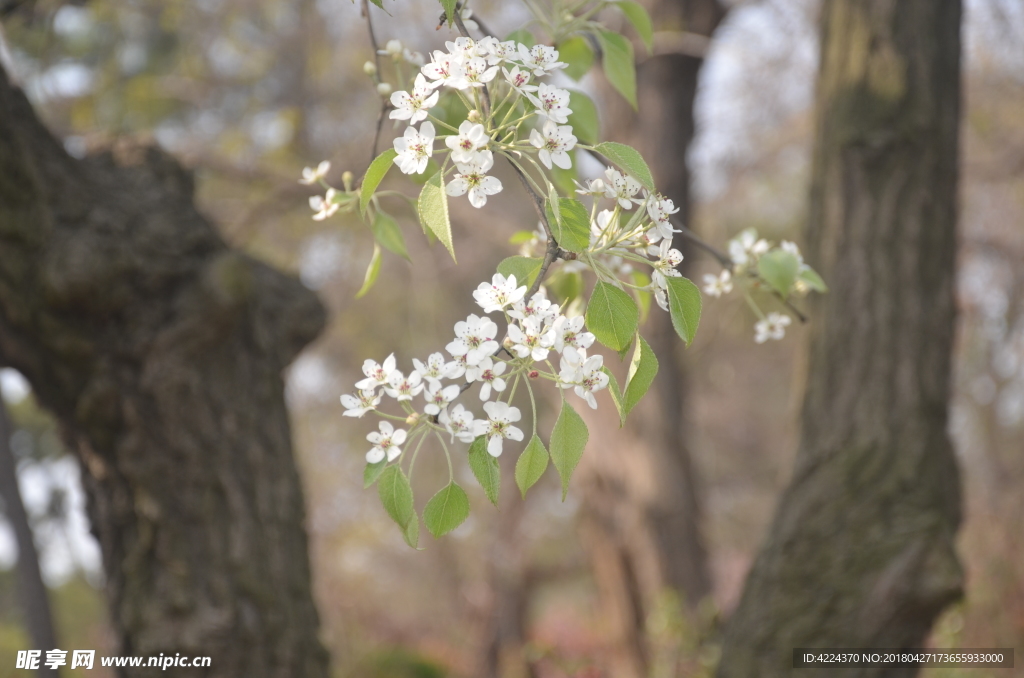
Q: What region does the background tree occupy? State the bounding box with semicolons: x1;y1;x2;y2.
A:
717;0;964;675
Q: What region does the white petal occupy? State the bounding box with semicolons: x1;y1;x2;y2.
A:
366;447;385;464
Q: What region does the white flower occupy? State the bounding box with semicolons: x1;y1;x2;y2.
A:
649;238;684;283
440;403;477;443
393;122;435;174
591;209;616;243
460;8;480;32
299;160;330;185
473;273;528;314
502;65;538;95
507;317;555;361
531;83;572;124
558;347;609;410
703;270;733;298
423;382;461;416
465;357;507;401
516;43;567;76
355;354;397;390
444;354;469;380
575;177;607;197
412;352;451;389
366;421;407;463
389;74;440;124
508;291;558;325
781;240;805;266
603;168;642;209
728;228;770;267
421;51;463;89
340;389;382;418
447;314;500;366
553;315;595;354
309;189;340;221
473;401;524;456
530;120;577;170
446;152;502;208
754;312;792;343
384;370;424;401
445;121;490;164
458;57;499;88
403;48;425;67
646;194;680;240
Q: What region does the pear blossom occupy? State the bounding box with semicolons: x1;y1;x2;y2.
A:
465;357;507;401
421;51;464;89
703;269;733;298
487;39;520;64
440;404;477;443
553;315;596;354
393;122;435;174
507;317;555;361
412;352;452;388
575;177;608;197
603;168;642;209
473;273;528;313
728;228;770;267
474;401;524;456
459;56;499;88
516;43;567;76
447;314;500;366
309;189;340;221
384;370;424;401
754;313;792;343
509;291;558;324
445;121;490;164
445;354;469;380
591;209;616;242
423;382;461;416
355;354;397;390
558;347;609;409
366;421;407;463
341;389;382;418
299;160;330;185
781;240;805;266
460;8;480;32
389;74;440;123
502;65;538;95
530;120;577;170
531;83;572;124
649;239;684;286
446;153;503;208
646;194;680;239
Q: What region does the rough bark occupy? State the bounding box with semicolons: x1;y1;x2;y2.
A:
0;402;59;678
0;63;330;678
717;1;963;676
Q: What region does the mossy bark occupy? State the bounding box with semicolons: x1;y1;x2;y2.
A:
717;1;963;676
0;65;330;677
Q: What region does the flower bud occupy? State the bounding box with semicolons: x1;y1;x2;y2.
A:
363;61;377;76
376;82;393;97
467;109;482;123
528;370;539;379
342;171;354;192
385;39;403;57
406;412;420;425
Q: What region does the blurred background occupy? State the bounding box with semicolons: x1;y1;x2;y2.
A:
0;0;1022;676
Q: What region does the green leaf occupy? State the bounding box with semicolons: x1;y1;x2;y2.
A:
559;35;595;80
545;197;592;253
567;90;600;146
378;465;415;530
597;30;637;109
424;482;470;537
418;171;456;262
468;436;501;506
586;281;639;351
665;276;702;345
799;267;828;293
402;512;420;549
497;256;543;289
509;230;538;245
593;141;655;191
515;435;549;498
371;211;409;260
757;250;801;297
631;271;652;321
623;335;658;417
603;366;625;426
368;0;385;11
439;0;457;25
355;243;382;299
505;29;535;47
614;1;653;53
363;460;387;488
550;400;589;500
548;270;584;305
360;148;398;215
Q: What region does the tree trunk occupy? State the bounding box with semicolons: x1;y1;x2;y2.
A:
0;64;330;678
0;402;59;678
717;1;963;676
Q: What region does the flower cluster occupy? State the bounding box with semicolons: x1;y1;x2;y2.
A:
341;273;607;463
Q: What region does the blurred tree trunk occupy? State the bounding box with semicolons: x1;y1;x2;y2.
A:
717;1;963;676
577;1;725;675
0;403;59;678
0;64;330;678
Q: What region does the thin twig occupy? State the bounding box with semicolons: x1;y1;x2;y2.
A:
361;0;390;184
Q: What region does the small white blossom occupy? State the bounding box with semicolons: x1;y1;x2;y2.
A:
355;354;397;390
412;352;452;389
403;48;425;67
509;291;558;325
440;403;477;443
465;357;508;401
728;228;770;267
531;83;572;124
502;65;538;95
389;74;440;124
340;389;382;418
309;189;340;221
473;273;528;313
458;56;499;88
553;315;595;354
507;317;555;361
445;121;490;164
473;401;524;456
781;240;805;266
460;8;480;32
366;421;407;463
446;152;503;208
299;160;330;185
384;370;424;401
421;51;464;89
603;168;642;209
516;43;567;76
530;120;577;170
575;177;608;197
393;122;435;174
447;314;500;366
646;194;680;240
754;312;792;343
703;269;733;298
649;239;684;288
423;382;461;416
558;347;609;410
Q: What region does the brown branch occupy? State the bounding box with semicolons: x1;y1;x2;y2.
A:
360;0;390;184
